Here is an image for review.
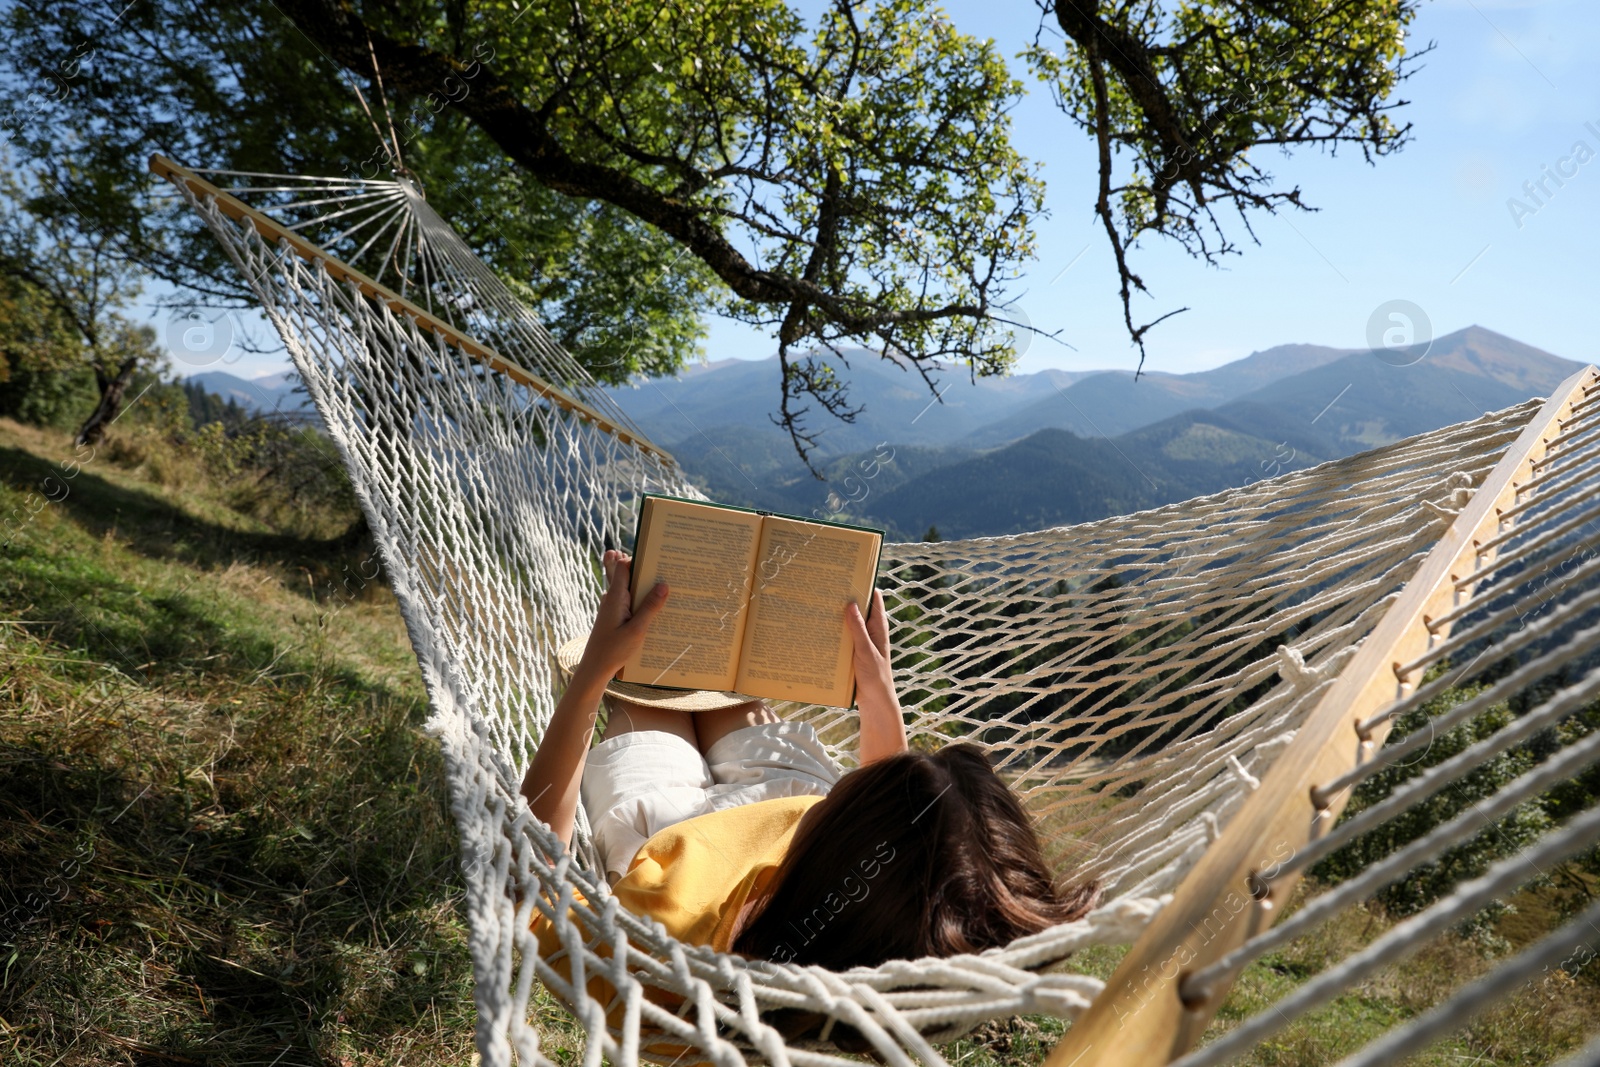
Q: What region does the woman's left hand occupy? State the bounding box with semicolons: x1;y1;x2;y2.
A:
848;588;907;763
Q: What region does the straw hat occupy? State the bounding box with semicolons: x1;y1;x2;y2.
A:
554;636;761;712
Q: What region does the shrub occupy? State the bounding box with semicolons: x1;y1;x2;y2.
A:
1309;678;1583;939
0;363;98;428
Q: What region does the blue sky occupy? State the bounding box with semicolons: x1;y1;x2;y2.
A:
165;0;1598;380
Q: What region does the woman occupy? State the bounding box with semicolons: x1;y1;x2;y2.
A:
521;550;1097;970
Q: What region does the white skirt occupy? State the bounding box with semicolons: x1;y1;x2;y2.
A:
580;721;842;884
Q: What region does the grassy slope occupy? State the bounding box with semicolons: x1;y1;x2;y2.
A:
0;418;1593;1066
0;418;583;1065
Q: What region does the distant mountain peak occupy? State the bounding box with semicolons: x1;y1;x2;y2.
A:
182;369;313;415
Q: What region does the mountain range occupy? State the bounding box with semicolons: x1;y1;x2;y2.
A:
182;326;1586;541
182;370;312;416
608;326;1585;539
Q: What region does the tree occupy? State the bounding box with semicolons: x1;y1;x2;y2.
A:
181;379;250;431
1310;687;1555;928
0;0;1425;467
273;0;1048;467
0;264;90;427
0;1;716;387
0;163;161;444
1029;0;1425;370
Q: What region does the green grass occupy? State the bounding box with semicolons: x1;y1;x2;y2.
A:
1202;879;1600;1066
1;415;1595;1066
936;881;1600;1067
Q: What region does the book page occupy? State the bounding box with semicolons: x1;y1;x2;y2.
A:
735;516;882;707
619;497;762;692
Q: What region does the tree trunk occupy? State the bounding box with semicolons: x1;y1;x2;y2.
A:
74;356;140;446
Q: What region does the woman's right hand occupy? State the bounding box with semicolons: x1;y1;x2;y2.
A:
577;549;669;680
521;549;668;849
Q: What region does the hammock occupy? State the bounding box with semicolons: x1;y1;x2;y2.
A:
152;155;1600;1067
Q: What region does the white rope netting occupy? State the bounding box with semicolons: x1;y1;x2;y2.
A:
157;161;1599;1067
1168;374;1600;1067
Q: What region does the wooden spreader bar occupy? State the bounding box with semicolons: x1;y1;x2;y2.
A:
148;155;674;465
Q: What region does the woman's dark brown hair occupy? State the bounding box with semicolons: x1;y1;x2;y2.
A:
732;743;1098;969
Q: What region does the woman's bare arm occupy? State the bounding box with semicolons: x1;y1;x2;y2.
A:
847;588;908;765
521;550;668;848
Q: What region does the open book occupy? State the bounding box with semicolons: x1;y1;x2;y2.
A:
618;495;883;708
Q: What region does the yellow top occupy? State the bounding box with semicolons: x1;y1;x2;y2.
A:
607;793;823;952
530;794;823;1034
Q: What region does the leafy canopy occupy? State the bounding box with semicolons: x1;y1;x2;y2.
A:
0;0;716;386
0;0;1424;465
269;0;1042;462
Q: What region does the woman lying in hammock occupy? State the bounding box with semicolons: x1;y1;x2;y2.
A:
521;549;1097;970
